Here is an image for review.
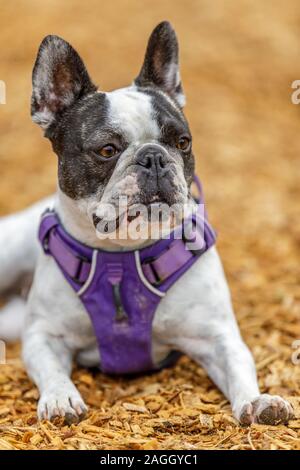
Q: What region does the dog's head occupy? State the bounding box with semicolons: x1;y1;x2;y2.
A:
31;22;195;243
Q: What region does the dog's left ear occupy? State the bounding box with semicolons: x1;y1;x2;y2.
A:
134;21;185;108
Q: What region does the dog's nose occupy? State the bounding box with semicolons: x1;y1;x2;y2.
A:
135;144;168;174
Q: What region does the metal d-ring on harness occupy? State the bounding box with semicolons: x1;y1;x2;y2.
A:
106;263;128;323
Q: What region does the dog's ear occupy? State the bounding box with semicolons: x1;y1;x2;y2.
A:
134;21;185;107
31;35;97;131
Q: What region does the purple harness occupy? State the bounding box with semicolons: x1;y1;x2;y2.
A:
38;177;216;375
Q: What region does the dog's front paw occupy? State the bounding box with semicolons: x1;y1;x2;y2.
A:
38;386;88;424
238;394;294;426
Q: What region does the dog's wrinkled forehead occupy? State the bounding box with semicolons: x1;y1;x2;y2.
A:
103;87;186;144
106;88;160;143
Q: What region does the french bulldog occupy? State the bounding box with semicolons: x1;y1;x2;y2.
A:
0;21;293;425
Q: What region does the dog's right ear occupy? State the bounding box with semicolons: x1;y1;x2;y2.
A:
31;35;97;131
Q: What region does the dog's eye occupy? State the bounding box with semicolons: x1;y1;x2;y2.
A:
176;137;191;152
99;145;118;158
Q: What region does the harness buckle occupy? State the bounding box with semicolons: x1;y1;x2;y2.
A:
142;256;164;286
41;229;52;254
39;209;57;254
70;253;90;284
182;219;205;256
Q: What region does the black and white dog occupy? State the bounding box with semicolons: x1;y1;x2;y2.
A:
0;22;293;425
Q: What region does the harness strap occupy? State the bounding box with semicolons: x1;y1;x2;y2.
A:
39;195;215;291
141;219;211;286
141;177;215;286
39;212;91;284
142;239;195;285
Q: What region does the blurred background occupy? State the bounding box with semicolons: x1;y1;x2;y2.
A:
1;0;300;449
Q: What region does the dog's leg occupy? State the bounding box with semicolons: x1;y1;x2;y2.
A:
23;326;87;424
156;247;294;425
180;329;293;425
0;196;54;294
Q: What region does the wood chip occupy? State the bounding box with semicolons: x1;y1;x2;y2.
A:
122;403;148;413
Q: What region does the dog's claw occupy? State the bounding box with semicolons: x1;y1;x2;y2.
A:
238;394;294;426
64;412;80;425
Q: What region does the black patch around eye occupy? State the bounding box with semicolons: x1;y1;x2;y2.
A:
51;92;123;199
84;133;127;156
160;123;191;147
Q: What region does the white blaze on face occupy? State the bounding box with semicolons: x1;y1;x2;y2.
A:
107;87;160;144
